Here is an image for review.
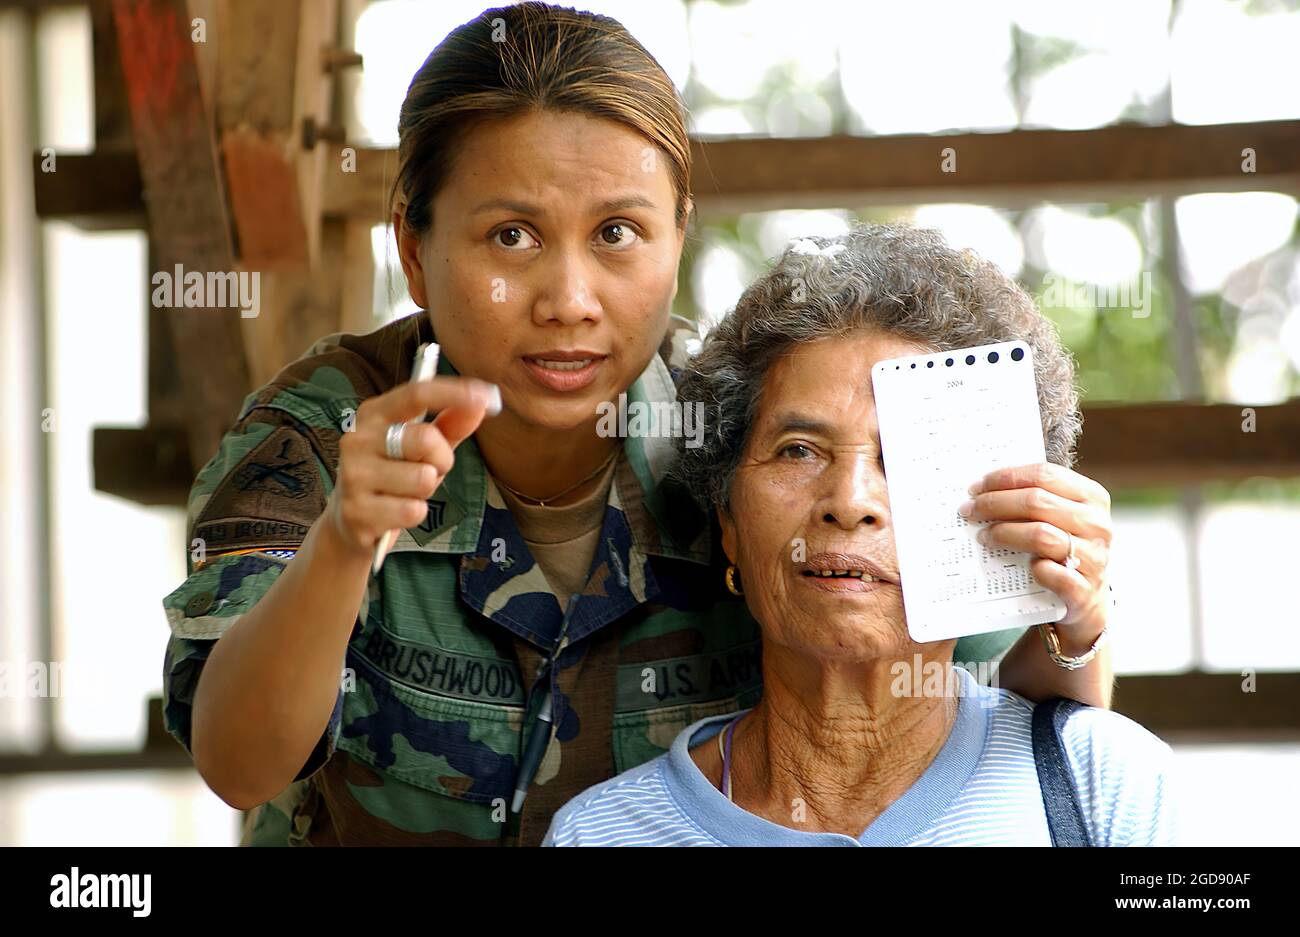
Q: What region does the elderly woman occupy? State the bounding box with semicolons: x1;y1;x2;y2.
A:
544;223;1177;846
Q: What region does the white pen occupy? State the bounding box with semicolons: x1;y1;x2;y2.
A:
372;341;441;575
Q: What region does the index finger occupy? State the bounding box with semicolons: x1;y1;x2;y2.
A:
430;396;491;449
969;462;1108;507
365;376;500;426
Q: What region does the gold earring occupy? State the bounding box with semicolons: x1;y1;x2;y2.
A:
725;565;743;596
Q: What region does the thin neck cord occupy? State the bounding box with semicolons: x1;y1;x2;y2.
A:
718;714;743;802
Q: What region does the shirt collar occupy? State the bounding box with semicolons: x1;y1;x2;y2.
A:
663;667;993;846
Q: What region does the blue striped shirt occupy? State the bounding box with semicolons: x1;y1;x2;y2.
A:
543;667;1177;846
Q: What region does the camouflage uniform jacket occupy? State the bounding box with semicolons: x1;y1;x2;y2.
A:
161;313;1021;845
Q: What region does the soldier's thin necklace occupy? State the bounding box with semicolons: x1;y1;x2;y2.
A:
495;447;618;507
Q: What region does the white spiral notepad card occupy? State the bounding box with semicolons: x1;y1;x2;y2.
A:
872;341;1067;643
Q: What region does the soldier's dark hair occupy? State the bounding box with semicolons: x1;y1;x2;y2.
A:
389;2;691;237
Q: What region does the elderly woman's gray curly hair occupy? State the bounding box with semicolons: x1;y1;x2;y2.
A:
674;222;1082;512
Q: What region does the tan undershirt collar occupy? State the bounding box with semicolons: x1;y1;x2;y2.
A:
495;453;621;599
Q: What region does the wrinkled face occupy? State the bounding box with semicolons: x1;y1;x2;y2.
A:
720;330;934;662
400;109;686;433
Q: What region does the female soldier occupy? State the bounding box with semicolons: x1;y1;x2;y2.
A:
161;2;1113;846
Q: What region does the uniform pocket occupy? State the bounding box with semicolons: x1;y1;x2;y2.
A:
611;636;763;772
337;640;526;807
612;686;762;773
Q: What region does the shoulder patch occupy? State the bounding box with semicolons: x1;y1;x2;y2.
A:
193;425;326;554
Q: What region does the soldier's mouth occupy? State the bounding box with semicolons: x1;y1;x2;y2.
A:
521;352;606;393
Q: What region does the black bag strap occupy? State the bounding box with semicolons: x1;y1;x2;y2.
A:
1031;697;1094;847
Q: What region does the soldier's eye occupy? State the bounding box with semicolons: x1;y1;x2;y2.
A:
492;226;539;250
597;222;640;249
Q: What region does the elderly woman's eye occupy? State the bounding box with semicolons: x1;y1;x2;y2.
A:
779;443;814;460
598;222;639;248
493;226;538;250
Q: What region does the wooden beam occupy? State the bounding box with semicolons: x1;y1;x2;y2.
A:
1074;400;1300;490
31;150;144;228
92;425;192;505
686;120;1300;212
145;236;188;426
324;120;1300;221
0;0;84;9
1113;671;1300;734
112;0;251;467
214;0;300;132
217;0;347;384
0;749;194;775
47;120;1300;225
90;0;134;150
321;143;395;221
239;263;345;388
222;126;311;265
0;690;193;774
290;0;342;269
216;0;341;270
326;215;377;335
217;0;310;268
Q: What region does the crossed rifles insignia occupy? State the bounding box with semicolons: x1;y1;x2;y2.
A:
232;436;314;500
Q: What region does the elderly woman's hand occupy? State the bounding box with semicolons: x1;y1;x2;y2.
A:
960;462;1112;646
